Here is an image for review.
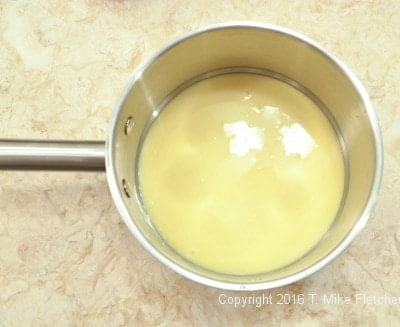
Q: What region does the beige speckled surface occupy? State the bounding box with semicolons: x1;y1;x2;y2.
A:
0;0;399;326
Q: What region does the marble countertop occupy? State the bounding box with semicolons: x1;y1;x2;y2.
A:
0;0;399;325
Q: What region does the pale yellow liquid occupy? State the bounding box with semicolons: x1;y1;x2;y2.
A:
139;73;344;275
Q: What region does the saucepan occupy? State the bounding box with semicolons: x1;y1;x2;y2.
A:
0;22;383;290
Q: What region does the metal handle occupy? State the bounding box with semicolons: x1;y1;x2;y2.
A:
0;140;105;171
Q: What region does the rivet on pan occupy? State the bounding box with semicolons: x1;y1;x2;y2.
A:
122;179;131;198
124;116;135;135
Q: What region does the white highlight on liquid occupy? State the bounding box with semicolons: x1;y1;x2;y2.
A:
224;121;265;157
280;123;316;158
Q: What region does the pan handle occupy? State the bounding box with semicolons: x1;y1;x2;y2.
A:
0;140;105;171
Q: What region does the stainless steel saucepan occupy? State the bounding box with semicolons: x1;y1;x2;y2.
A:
0;22;383;290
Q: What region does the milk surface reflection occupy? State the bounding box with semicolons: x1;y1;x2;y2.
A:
223;104;317;162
